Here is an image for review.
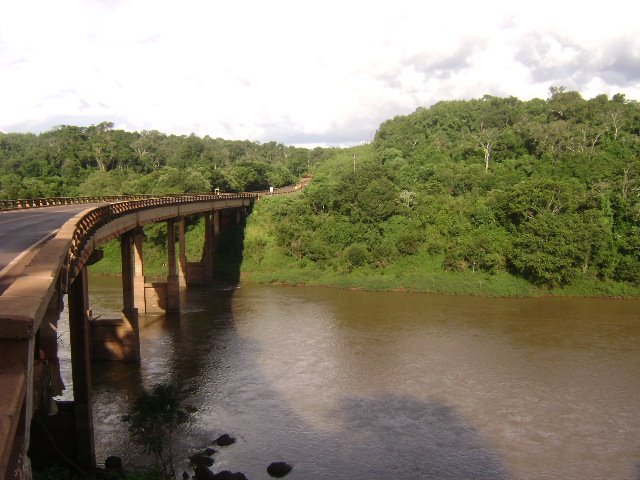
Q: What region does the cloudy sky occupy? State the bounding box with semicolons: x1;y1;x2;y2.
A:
1;0;639;146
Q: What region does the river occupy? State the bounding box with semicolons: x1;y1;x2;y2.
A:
58;277;640;479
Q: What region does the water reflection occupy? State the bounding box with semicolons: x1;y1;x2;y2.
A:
82;281;640;479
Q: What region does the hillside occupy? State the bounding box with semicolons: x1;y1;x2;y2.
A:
242;90;640;296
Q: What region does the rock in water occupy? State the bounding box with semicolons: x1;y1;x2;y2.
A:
104;456;125;478
213;434;236;446
194;466;216;480
267;462;293;478
190;452;214;467
212;472;248;480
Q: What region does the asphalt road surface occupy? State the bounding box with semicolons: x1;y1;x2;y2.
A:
0;204;98;282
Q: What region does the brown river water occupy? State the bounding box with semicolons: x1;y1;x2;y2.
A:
57;277;640;479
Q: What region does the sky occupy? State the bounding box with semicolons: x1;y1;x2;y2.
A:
1;0;639;147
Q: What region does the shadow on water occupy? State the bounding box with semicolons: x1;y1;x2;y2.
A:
318;395;510;480
232;392;511;480
91;311;510;476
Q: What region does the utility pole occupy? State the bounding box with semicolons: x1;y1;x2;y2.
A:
353;153;356;172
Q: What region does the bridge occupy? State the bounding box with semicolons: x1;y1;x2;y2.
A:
0;193;256;479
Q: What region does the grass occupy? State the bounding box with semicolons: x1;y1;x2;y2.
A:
241;249;543;296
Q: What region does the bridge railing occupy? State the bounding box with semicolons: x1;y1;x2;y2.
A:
66;193;257;281
0;195;158;210
0;192;254;211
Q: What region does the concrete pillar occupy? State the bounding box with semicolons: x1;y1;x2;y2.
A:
166;219;180;312
132;227;146;312
67;267;96;470
203;213;214;285
177;217;187;287
120;233;140;362
213;210;221;237
121;231;135;312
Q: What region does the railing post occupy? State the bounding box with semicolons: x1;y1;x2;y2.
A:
68;267;96;470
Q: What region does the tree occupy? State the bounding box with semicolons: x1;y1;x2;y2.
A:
508;213;594;286
122;384;192;480
477;123;497;172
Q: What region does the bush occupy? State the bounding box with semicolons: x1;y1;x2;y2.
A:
344;243;369;271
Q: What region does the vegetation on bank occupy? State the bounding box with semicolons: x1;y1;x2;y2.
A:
240;89;640;297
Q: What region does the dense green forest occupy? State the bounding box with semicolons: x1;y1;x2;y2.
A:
242;89;640;295
3;89;639;296
0;122;331;197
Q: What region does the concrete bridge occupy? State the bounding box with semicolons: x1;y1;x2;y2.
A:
0;193;256;479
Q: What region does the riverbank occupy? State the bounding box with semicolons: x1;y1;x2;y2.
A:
239;253;640;299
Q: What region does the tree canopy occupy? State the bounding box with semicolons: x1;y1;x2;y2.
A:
245;89;640;291
0;125;318;198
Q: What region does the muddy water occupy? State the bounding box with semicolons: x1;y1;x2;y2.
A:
61;279;640;479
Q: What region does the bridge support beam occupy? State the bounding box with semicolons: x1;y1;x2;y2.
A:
177;217;187;287
166;219;180;313
68;267;96;470
203;212;215;285
132;227;146;311
213;210;221;236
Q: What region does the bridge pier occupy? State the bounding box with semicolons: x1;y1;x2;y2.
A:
67;267;96;471
121;231;141;363
166;218;180;313
203;212;215;285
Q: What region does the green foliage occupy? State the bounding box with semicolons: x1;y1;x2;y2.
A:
122;384;192;480
343;243;369;271
1;126;319;199
240;91;640;297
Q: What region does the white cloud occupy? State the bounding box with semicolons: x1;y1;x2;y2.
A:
1;0;639;145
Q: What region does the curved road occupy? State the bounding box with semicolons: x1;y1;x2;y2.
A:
0;204;99;291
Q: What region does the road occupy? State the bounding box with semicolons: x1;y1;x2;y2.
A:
0;204;98;290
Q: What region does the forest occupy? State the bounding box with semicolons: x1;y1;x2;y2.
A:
0;122;330;197
242;88;640;295
2;88;639;295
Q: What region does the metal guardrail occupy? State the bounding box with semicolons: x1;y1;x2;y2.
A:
66;193;257;282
